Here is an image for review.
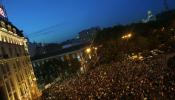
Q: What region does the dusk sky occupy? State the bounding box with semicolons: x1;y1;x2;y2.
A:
3;0;175;43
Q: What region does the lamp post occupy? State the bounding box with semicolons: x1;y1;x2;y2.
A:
121;33;133;40
121;32;133;54
86;48;91;54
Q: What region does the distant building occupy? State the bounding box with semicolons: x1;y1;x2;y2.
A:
78;27;100;42
28;42;62;57
61;38;88;49
142;10;156;23
0;5;39;100
31;43;96;90
28;42;38;57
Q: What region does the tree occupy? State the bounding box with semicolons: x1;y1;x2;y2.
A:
41;58;69;84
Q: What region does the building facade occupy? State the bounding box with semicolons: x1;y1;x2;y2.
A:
32;44;96;90
0;14;39;100
78;27;100;42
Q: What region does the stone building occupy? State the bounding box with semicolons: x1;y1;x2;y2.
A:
32;43;96;90
0;6;39;100
78;27;100;42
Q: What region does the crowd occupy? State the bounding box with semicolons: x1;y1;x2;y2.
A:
41;54;175;100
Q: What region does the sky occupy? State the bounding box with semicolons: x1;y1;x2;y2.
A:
3;0;175;43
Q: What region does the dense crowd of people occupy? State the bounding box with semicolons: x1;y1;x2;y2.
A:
40;10;175;100
41;54;175;100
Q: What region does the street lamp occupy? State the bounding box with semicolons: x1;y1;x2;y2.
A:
121;32;133;53
86;48;91;53
121;32;133;40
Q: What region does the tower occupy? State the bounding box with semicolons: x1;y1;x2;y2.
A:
142;10;156;23
0;3;40;100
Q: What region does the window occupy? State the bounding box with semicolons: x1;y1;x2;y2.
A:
20;88;24;96
0;64;5;74
1;47;9;59
15;47;18;56
5;63;10;73
13;63;17;71
1;64;8;75
10;79;15;89
13;92;19;100
1;47;5;55
0;86;6;100
16;61;20;69
0;47;2;58
0;63;11;75
61;57;64;61
18;46;22;55
9;47;13;57
5;81;11;93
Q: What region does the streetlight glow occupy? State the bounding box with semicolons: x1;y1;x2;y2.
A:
86;48;91;53
127;33;132;38
121;32;133;39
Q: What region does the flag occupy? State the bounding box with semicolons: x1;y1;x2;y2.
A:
0;7;5;17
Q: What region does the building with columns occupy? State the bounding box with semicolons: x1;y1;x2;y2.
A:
0;6;39;100
31;43;97;90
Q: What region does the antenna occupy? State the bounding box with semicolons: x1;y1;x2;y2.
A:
163;0;169;11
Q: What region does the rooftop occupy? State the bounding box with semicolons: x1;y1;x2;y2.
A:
0;17;24;37
31;43;90;61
